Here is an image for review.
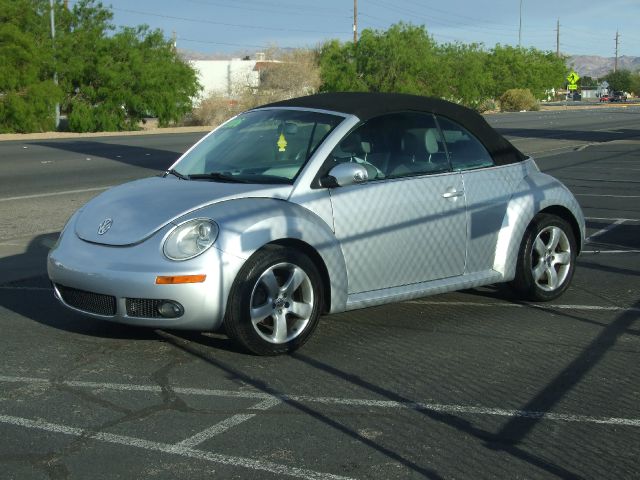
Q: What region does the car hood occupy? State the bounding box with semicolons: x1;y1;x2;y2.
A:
74;176;292;246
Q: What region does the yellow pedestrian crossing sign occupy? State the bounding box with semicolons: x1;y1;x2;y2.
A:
567;71;580;85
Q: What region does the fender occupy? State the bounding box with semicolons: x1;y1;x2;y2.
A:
175;197;349;314
493;171;585;280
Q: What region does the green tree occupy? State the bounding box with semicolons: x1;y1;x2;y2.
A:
629;72;640;96
436;42;494;109
486;45;566;99
579;75;599;88
318;39;364;92
319;23;442;96
1;0;200;133
0;0;62;132
603;69;632;92
62;1;200;131
72;25;201;130
318;24;567;108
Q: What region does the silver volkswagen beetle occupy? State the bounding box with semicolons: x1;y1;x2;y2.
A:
48;93;585;355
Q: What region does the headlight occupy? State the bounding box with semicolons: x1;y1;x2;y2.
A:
163;219;218;261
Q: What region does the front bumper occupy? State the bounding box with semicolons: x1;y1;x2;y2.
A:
47;223;245;331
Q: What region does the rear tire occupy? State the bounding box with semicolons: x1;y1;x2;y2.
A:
511;214;577;301
225;245;323;355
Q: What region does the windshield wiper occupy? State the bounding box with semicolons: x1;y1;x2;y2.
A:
188;172;249;183
166;169;189;180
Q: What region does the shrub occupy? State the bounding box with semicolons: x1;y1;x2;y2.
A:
68;99;96;133
499;89;539;112
475;98;499;113
0;81;59;133
189;96;245;126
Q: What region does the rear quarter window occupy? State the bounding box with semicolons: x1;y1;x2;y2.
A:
437;116;494;171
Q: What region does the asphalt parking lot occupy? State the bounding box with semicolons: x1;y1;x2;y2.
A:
0;109;638;479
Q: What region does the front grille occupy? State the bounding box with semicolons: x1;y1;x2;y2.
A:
126;298;163;318
56;284;116;316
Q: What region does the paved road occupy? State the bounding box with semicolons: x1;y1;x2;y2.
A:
0;133;205;199
0;109;638;479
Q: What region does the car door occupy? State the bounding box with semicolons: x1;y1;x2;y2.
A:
326;112;467;295
436;115;524;274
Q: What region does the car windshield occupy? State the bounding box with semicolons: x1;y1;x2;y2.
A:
173;109;343;184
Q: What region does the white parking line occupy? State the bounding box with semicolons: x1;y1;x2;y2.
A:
0;286;51;291
175;414;257;448
1;375;638;428
174;396;281;448
583;250;640;254
586;219;626;243
406;301;640;313
585;217;639;222
0;186;111;202
576;193;640;198
0;414;353;480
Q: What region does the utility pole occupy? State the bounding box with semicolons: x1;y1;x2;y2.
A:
614;30;619;72
556;18;560;57
518;0;522;47
353;0;358;45
49;0;60;130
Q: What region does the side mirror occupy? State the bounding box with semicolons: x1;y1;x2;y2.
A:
321;162;369;187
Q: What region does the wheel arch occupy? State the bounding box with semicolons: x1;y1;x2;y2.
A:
194;198;348;315
493;172;585;281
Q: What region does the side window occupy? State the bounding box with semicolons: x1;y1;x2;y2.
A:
326;112;451;181
437;116;494;171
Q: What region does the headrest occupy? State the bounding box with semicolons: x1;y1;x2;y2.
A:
425;129;440;154
401;132;419;153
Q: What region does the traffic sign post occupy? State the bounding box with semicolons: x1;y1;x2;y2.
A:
566;71;580;102
567;71;580;85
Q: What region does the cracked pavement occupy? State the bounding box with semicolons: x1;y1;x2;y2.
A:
1;112;639;479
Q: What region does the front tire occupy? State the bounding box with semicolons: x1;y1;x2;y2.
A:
225;245;323;355
511;214;577;301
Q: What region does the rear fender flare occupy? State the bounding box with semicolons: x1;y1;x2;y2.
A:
493;173;585;280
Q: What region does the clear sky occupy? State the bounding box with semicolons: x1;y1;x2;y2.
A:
96;0;639;58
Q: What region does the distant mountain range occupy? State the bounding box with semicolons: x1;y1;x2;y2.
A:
568;55;640;78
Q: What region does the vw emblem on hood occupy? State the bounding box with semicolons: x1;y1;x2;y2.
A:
97;218;113;235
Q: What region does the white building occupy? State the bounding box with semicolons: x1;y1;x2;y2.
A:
191;59;260;101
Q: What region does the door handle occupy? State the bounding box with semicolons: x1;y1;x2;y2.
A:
442;188;464;198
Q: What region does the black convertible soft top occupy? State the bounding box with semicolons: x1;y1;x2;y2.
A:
259;92;526;166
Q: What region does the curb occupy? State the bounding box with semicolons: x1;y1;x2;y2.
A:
0;126;214;143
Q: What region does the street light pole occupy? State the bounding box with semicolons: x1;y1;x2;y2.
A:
518;0;522;47
49;0;60;129
353;0;358;45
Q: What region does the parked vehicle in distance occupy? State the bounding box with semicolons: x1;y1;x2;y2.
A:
599;94;610;102
48;92;585;355
611;91;628;102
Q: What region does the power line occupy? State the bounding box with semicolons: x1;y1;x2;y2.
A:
178;0;345;18
369;0;520;34
178;37;294;50
109;6;351;35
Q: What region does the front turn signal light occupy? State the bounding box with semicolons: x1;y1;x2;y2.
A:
155;274;206;285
